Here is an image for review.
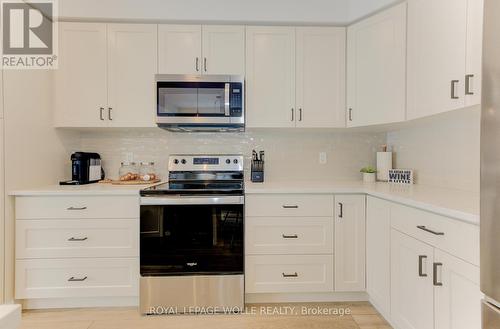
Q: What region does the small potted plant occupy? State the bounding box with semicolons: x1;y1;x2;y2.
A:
360;166;377;183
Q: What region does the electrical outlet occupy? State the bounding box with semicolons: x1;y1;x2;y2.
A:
319;152;327;165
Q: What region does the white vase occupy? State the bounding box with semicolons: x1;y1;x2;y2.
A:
363;173;376;183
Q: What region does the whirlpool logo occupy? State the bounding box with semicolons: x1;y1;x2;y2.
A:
1;0;58;69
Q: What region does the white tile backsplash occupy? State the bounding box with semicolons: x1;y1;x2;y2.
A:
387;106;480;193
78;129;386;182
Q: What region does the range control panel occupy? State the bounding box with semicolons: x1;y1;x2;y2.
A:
168;155;244;172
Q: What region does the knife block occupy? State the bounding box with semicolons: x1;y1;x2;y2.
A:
251;159;264;183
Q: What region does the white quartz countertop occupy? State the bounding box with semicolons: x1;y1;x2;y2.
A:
245;181;480;225
10;180;479;225
9;182;163;196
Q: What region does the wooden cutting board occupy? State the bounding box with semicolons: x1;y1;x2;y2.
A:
99;179;161;185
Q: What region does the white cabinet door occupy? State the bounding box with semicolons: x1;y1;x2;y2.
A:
347;3;406;127
201;25;245;75
334;195;366;291
407;0;467;120
366;197;391;319
434;249;482;329
391;229;434;329
54;23;108;127
246;27;295;128
465;0;484;107
107;24;157;127
158;25;202;74
296;27;346;128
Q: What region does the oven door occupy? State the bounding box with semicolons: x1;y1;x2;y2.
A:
140;195;244;277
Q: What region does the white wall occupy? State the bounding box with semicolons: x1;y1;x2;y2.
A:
78;129;385;183
58;0;350;24
2;70;78;302
387;106;481;193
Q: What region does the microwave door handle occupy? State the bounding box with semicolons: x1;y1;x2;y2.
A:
224;83;230;116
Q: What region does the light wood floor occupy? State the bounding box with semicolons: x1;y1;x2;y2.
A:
20;302;392;329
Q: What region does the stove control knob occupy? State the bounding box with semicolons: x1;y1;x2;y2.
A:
226;159;231;164
233;159;239;164
173;159;179;164
181;159;187;164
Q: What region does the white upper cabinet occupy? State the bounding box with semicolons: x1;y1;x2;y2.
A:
158;25;202;75
54;23;108;127
202;25;245;75
334;195;366;291
159;25;245;75
55;23;157;128
107;24;157;127
246;27;296;128
347;3;407;127
296;27;346;128
465;0;484;107
407;0;482;120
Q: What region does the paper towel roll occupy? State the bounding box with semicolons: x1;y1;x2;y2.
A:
377;152;393;181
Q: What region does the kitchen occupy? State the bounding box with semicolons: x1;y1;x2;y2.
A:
0;0;496;328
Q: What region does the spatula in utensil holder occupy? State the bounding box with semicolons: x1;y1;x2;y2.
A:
251;159;264;183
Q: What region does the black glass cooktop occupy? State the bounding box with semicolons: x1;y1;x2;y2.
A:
140;181;244;196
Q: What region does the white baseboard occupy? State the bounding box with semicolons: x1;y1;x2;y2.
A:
245;292;369;303
21;297;139;310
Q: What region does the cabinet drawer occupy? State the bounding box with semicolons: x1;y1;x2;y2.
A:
391;203;479;266
245;217;334;255
16;196;139;219
16;219;138;259
245;194;334;217
15;258;138;299
245;255;334;293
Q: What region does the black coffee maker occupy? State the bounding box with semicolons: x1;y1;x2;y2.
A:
60;152;105;185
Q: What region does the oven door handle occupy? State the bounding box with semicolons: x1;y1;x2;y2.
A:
140;195;244;205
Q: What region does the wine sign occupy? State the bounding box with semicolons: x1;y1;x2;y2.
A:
388;169;414;184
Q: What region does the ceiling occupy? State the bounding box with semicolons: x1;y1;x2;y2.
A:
56;0;401;24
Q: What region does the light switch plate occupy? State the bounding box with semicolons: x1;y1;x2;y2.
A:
319;152;327;165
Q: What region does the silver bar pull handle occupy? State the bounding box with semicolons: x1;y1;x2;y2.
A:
108;107;113;120
348;108;353;121
195;57;199;72
418;255;428;277
291;108;294;121
68;276;88;282
433;262;443;286
282;272;298;278
299;108;302;121
204;57;207;72
68;237;88;242
465;74;474;95
67;206;87;211
451;80;459;99
338;202;344;218
417;225;444;236
282;234;298;239
99;107;104;121
282;205;299;209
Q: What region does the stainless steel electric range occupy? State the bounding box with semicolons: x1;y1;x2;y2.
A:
139;155;244;314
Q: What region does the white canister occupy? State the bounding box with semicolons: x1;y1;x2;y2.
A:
376;152;393;181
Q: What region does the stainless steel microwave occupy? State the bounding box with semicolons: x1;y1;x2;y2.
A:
156;75;244;132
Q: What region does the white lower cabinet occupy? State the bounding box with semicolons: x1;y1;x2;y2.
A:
434;249;482;329
366;197;391;318
245;255;334;293
391;229;435;329
334;195;365;292
15;195;140;306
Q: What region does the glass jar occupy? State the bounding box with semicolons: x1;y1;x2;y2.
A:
119;162;139;181
139;162;157;181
